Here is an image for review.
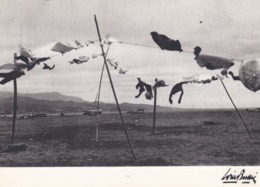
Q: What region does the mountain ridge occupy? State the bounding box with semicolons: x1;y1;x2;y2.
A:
0;92;176;114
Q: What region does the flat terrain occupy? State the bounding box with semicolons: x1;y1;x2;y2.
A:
0;110;260;166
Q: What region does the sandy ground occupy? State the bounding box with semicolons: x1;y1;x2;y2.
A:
0;110;260;166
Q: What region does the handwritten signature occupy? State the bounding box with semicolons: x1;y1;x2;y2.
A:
222;168;258;184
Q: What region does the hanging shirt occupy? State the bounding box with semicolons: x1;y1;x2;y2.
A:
150;32;183;52
135;78;153;100
169;82;187;104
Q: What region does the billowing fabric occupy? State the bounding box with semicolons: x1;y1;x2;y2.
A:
169;82;188;104
238;59;260;92
26;57;50;71
19;45;35;60
195;54;235;74
69;56;90;64
150;32;183;52
0;70;25;84
0;63;18;70
43;63;55;70
9;54;50;71
51;42;77;55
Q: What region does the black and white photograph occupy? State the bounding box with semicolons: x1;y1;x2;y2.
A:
0;0;260;186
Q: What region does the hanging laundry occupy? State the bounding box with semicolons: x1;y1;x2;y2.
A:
43;63;55;70
153;79;168;88
183;74;218;84
135;78;153;100
144;83;153;100
135;78;145;98
169;82;188;104
0;63;30;72
238;59;260;92
26;57;51;71
75;40;84;48
51;42;77;55
193;46;202;60
107;59;118;69
19;45;36;60
92;53;102;59
101;33;113;46
195;54;235;75
15;55;30;64
85;40;95;46
228;71;240;81
0;70;25;85
150;32;183;52
68;56;90;64
118;67;128;74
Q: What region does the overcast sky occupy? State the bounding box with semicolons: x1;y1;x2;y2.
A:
1;0;260;108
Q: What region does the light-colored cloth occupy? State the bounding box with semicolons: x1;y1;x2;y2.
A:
239;59;260;92
19;45;35;59
195;54;234;72
51;42;77;55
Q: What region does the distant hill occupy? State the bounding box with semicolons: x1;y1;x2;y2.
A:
0;91;85;103
0;97;174;114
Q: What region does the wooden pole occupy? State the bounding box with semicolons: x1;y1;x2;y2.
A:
94;15;136;159
11;53;18;144
217;75;252;138
95;46;110;143
152;78;157;133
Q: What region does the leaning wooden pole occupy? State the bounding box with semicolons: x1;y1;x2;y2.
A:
11;53;18;144
217;75;252;138
152;78;157;133
94;15;136;159
95;46;110;143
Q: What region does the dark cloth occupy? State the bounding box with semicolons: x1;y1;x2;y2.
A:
200;76;218;84
144;83;153;100
135;78;153;100
15;55;30;64
0;70;25;84
150;32;183;52
193;46;201;60
153;80;168;88
27;57;50;71
169;81;187;104
229;71;240;81
43;63;55;70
